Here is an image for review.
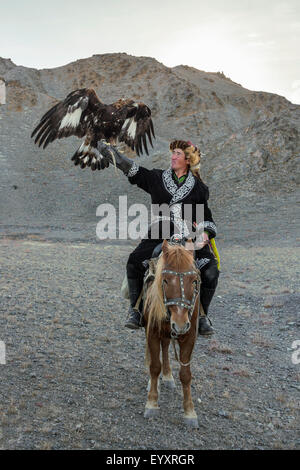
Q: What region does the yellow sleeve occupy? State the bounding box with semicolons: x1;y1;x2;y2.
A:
210;238;220;270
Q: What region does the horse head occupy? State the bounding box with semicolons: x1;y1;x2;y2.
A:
161;240;200;337
145;239;200;338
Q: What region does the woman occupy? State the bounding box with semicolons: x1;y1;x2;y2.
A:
97;139;219;336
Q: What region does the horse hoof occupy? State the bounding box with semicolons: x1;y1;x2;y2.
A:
184;417;199;428
162;378;176;389
144;407;160;418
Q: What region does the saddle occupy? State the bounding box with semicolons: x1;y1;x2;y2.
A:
121;236;220;300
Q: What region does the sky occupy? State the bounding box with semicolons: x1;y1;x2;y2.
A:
1;0;299;103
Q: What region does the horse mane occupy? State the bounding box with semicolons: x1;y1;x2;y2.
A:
144;243;196;336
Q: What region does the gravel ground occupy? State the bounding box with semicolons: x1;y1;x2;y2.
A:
0;236;299;450
1;55;299;451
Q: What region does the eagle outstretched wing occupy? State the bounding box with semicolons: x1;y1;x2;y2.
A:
31;88;102;148
118;103;155;156
31;88;155;170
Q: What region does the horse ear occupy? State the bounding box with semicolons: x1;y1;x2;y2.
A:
162;239;169;255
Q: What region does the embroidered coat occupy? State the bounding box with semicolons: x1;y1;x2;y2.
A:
127;162;217;241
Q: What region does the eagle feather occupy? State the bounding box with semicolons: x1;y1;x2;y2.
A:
31;88;155;171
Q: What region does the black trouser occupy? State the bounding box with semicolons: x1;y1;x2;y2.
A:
126;238;219;312
126;240;159;308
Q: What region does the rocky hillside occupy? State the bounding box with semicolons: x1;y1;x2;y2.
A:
0;53;299;240
1;53;299;185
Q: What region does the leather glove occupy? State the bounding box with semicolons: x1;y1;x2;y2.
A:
97;140;134;176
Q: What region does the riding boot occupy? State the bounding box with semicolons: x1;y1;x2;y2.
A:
125;275;144;329
198;287;216;336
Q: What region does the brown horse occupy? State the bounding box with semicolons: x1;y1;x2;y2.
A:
143;239;201;427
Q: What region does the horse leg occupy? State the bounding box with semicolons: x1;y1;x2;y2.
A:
144;333;161;418
179;339;198;428
161;337;176;389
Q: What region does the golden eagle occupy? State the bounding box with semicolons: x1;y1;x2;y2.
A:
31;88;155;170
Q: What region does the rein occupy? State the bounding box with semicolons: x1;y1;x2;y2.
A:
161;268;200;323
171;339;193;367
161;267;200;368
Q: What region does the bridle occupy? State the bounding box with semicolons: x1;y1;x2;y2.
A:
161;268;200;337
151;234;200;346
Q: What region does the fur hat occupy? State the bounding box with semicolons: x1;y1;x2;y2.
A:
169;140;202;179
